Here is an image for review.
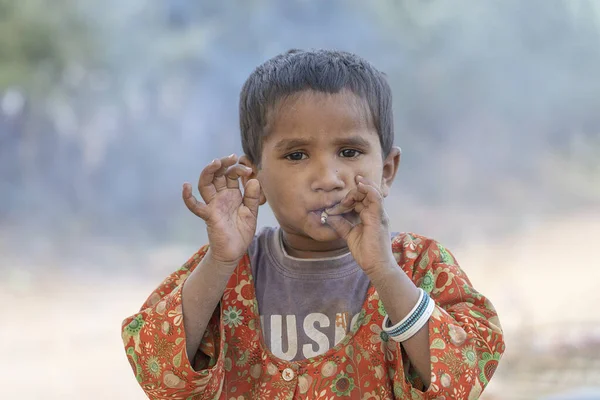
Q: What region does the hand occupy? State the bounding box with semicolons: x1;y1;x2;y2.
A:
182;154;261;265
324;176;395;276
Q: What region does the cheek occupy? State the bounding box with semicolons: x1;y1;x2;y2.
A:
354;156;383;174
259;174;298;205
354;167;383;184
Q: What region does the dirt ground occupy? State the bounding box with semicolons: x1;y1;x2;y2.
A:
2;211;599;399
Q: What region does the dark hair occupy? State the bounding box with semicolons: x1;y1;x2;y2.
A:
239;49;394;165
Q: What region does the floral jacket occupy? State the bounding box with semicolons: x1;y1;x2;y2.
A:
122;233;504;399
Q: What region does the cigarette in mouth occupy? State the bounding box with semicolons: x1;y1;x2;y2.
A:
320;210;328;224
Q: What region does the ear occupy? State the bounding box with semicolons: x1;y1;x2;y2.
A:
239;155;267;205
380;146;401;198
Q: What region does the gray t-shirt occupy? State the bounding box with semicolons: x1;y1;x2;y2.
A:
248;227;371;361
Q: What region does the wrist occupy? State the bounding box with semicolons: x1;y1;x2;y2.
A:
362;251;397;278
204;249;241;273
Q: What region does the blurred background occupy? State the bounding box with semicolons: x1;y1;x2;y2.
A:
1;0;599;399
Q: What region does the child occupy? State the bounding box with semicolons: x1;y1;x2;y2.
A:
122;49;504;399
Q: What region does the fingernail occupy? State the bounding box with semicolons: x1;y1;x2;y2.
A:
229;153;236;158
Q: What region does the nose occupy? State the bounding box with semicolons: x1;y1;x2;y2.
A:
310;158;345;192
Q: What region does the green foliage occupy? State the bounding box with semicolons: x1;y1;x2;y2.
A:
0;0;96;93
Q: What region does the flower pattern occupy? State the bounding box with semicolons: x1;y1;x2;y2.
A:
234;279;254;306
122;234;505;399
369;323;395;362
461;346;478;368
144;355;162;378
419;270;435;294
331;372;356;396
478;352;502;386
431;265;456;295
222;306;244;328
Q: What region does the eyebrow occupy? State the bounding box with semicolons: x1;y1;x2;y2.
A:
273;139;311;153
331;136;372;149
273;136;373;153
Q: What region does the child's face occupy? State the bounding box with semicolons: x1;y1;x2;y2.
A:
247;90;399;253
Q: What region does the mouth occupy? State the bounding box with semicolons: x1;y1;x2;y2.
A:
310;202;340;214
310;202;358;225
309;204;337;226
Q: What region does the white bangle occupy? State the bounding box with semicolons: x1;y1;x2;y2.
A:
389;295;435;342
381;288;425;335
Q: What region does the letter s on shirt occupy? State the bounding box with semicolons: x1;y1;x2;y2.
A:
303;313;330;358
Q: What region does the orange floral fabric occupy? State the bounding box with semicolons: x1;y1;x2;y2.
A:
122;233;504;399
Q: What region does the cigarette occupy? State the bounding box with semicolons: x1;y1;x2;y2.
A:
320;211;328;224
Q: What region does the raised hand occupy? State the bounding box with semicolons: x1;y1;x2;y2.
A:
182;154;261;265
324;175;395;276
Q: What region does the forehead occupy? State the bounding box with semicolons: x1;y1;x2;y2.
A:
264;90;377;144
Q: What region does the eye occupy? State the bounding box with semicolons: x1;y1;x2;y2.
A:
339;149;361;158
285;151;307;161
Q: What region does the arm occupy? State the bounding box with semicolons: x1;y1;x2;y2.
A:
122;154;261;398
370;238;505;397
325;177;433;386
367;262;431;386
180;154;260;362
121;247;225;399
181;249;237;361
325;177;504;397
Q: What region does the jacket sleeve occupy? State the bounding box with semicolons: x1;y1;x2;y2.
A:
121;245;226;399
392;234;505;399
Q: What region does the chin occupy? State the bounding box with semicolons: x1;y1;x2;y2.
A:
306;225;342;242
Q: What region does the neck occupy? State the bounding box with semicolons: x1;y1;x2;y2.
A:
280;230;350;259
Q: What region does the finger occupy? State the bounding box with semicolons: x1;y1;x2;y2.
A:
182;182;209;220
340;189;367;207
353;202;365;214
197;159;223;203
212;154;239;192
325;203;352;216
242;178;261;218
325;214;355;240
357;182;383;206
355;175;382;195
325;190;366;215
225;164;253;189
356;182;388;225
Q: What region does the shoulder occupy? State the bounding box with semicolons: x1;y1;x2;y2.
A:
390;232;457;267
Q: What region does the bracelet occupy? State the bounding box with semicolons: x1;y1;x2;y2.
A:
381;288;434;342
382;288;426;335
386;291;429;336
389;295;435;342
